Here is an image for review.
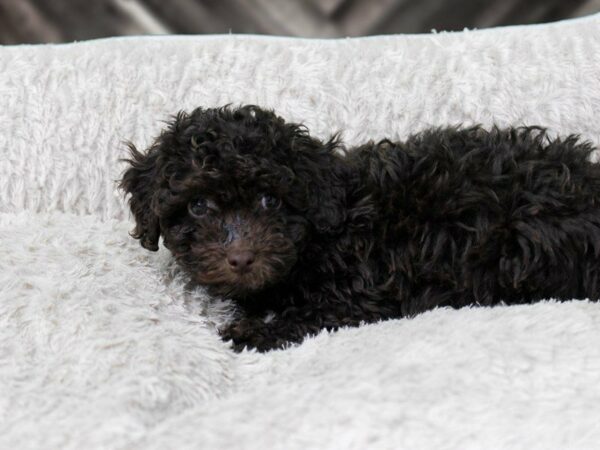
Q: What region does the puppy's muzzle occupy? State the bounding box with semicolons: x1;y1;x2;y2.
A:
223;215;256;273
227;248;256;273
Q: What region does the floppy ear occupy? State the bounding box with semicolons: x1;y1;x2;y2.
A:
119;143;161;251
293;135;349;234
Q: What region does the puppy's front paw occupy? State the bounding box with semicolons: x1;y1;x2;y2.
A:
219;318;288;352
219;319;256;351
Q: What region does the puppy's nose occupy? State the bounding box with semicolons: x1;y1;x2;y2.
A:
227;250;255;272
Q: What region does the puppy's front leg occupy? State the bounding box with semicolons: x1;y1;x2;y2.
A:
220;314;322;352
219;316;279;352
220;301;377;352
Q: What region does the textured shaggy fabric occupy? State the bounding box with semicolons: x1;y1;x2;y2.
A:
2;13;600;449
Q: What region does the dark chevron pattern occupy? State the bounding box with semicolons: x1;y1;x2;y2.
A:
0;0;598;44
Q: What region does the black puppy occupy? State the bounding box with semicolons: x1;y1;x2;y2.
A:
120;105;600;351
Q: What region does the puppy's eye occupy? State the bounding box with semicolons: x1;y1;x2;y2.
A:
260;194;281;210
188;198;217;218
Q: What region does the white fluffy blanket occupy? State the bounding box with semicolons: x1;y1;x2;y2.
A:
2;14;600;449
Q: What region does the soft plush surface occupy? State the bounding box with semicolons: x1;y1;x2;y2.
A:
2;13;600;449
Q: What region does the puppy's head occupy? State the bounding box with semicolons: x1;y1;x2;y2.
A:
119;105;347;298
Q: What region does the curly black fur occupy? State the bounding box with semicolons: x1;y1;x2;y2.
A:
120;105;600;352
